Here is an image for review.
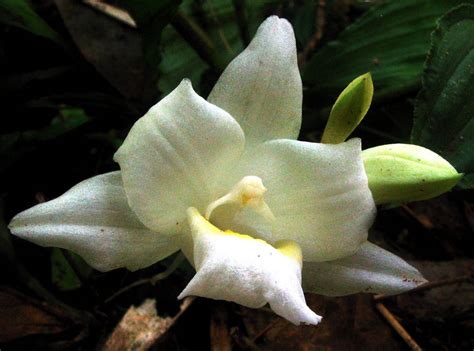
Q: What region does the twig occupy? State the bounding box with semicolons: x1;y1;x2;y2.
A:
82;0;136;28
401;204;434;230
375;302;422;351
374;274;474;302
231;328;261;351
207;0;233;54
171;11;227;72
210;303;232;351
251;317;281;342
298;0;326;67
105;253;186;304
81;0;226;72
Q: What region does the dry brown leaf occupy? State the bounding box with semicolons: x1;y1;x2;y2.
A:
0;287;82;344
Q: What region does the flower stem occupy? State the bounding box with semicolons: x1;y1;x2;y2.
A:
104;252;186;304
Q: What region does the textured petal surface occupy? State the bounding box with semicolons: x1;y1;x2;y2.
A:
208;16;302;146
9;172;179;272
302;241;427;296
179;208;321;326
114;80;245;235
239;138;376;261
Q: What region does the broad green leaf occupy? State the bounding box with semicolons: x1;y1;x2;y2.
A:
51;248;82;291
411;4;474;189
322;73;373;144
363;144;462;204
0;0;60;42
303;0;464;102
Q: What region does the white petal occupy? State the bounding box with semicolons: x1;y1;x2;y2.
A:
208;16;302;146
114;79;245;234
178;208;321;326
239;138;376;261
9;172;179;272
302;241;427;296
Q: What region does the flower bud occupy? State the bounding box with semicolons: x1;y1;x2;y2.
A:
362;144;462;204
321;73;373;144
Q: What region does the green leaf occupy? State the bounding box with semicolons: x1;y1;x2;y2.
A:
23;107;90;142
321;72;373;144
118;0;182;80
0;107;89;146
0;107;90;174
411;4;474;189
51;248;82;291
0;0;60;42
363;144;462;204
303;0;464;103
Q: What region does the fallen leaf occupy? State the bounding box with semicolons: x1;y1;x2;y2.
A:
102;297;194;351
0;287;82;344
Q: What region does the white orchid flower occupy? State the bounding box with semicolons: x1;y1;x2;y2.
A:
9;16;427;326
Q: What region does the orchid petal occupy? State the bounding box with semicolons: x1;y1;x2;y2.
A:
9;172;179;272
303;241;427;296
208;16;302;146
114;80;245;235
240;138;376;261
178;208;322;326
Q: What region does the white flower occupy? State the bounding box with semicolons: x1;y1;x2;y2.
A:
9;16;426;326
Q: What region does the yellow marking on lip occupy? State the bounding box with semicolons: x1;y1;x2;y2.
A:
241;194;252;205
275;240;303;265
188;208;302;265
188;207;274;247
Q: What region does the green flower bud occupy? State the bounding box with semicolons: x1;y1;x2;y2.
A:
321;72;373;144
363;144;462;204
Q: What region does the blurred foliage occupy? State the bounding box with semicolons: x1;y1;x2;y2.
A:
51;248;82;291
0;107;90;173
118;0;182;79
412;4;474;189
303;0;465;104
0;0;60;43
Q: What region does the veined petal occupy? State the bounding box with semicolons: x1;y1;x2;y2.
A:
178;208;322;326
114;79;245;235
208;16;302;146
240;138;376;261
9;172;179;272
302;241;427;296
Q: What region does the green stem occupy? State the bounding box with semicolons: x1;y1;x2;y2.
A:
171;11;227;72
